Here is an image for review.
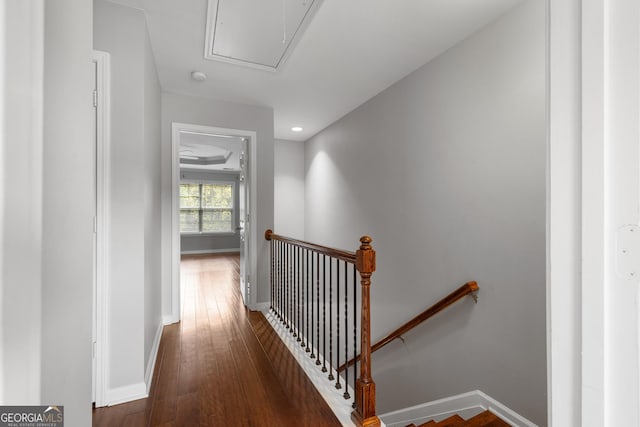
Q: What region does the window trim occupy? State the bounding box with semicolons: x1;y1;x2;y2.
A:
179;180;236;235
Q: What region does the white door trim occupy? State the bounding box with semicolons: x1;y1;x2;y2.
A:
92;50;111;408
580;0;607;424
170;123;258;322
548;0;640;424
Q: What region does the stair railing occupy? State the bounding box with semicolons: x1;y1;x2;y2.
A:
265;229;381;427
338;281;479;373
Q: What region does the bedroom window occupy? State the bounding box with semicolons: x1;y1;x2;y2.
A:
179;182;234;234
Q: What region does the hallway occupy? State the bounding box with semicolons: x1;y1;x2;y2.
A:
92;253;340;426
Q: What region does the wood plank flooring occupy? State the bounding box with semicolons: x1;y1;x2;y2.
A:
93;253;341;426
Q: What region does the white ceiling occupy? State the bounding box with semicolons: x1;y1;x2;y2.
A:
179;132;244;171
107;0;523;141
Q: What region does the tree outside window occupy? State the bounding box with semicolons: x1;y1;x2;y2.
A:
179;183;234;233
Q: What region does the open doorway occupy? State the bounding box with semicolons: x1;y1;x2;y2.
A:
170;123;257;322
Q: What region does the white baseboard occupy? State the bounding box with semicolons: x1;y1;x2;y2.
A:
263;312;386;427
180;248;240;255
250;302;270;311
104;382;147;406
379;390;537;427
145;322;164;394
163;314;179;325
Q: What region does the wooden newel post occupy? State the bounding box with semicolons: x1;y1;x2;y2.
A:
352;236;381;427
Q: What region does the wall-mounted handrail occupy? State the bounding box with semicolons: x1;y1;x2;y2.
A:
338;281;479;373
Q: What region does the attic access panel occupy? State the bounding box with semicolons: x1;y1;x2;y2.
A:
204;0;322;71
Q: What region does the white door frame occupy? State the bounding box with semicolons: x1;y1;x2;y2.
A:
548;0;640;424
170;123;258;322
92;50;111;408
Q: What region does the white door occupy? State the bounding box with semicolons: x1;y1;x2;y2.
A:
238;139;250;304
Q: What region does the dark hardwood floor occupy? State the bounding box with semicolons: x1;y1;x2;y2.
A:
93;253;341;426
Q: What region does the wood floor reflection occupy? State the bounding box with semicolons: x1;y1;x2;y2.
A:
92;253;340;426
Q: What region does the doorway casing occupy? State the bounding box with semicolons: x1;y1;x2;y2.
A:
92;49;111;408
170;123;258;323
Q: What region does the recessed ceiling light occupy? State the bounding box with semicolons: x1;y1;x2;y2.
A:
191;71;207;82
291;126;303;132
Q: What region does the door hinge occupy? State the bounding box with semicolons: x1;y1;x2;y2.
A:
93;90;98;107
93;216;97;233
92;341;97;359
615;224;640;280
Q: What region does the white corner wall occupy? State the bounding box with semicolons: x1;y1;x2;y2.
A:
143;19;163;382
1;0;45;406
41;0;95;425
2;1;95;423
304;1;546;424
161;92;274;311
275;139;305;239
547;0;581;424
94;0;163;402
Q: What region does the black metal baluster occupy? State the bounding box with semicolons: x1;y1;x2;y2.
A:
305;249;311;353
282;242;286;323
335;260;342;390
328;258;334;381
290;244;293;331
273;240;277;317
276;241;279;319
298;246;302;341
292;245;297;336
310;251;316;360
290;244;294;331
321;256;327;369
270;239;273;312
284;243;287;326
301;248;306;348
353;265;357;407
343;260;350;399
315;252;321;365
280;241;284;322
293;246;298;339
288;243;292;331
322;254;327;372
284;242;287;325
293;246;297;335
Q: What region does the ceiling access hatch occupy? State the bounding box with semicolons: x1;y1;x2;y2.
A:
204;0;323;71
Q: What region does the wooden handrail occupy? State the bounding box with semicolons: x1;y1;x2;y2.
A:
265;229;381;427
338;281;479;373
265;229;357;264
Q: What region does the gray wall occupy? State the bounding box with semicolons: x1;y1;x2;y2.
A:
180;170;241;253
2;1;95;423
304;1;546;424
161;92;274;311
42;0;95;424
274;139;305;239
1;0;45;405
143;22;162;377
95;0;162;396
